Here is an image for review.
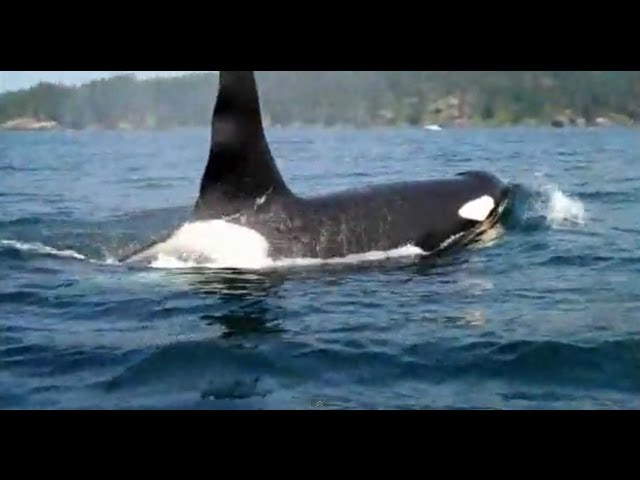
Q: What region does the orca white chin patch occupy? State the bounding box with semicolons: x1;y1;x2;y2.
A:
458;195;496;222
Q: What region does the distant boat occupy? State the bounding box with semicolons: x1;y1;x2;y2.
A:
424;124;443;131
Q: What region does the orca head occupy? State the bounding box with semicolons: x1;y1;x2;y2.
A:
452;171;512;244
455;171;511;219
417;171;511;254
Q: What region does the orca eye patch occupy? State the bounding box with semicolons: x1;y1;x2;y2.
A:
458;195;495;222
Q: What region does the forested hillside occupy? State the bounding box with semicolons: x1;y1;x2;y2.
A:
1;71;638;129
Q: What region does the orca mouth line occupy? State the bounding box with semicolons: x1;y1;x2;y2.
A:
435;191;511;256
473;194;511;240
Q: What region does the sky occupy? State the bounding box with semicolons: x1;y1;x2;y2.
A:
0;71;210;93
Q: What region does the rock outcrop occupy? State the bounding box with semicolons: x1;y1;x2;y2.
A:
0;117;59;131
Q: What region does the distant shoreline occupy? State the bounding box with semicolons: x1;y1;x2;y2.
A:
1;118;636;133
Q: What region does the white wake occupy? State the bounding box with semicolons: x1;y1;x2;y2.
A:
0;239;87;260
0;222;426;272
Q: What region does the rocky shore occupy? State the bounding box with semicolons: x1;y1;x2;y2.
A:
0;117;59;131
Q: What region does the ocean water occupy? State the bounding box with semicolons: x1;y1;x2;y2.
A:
0;126;638;410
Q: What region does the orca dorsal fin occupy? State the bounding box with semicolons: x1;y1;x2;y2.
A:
195;71;292;214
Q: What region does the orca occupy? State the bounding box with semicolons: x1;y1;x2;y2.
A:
121;71;511;265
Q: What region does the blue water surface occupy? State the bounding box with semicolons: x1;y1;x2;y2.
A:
1;126;638;410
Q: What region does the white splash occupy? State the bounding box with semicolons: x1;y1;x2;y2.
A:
546;186;586;227
458;196;495;222
0;239;87;260
531;183;586;228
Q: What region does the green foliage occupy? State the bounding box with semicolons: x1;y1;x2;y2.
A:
1;71;638;129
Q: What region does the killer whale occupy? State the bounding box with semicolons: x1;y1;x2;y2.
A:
122;71;511;264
